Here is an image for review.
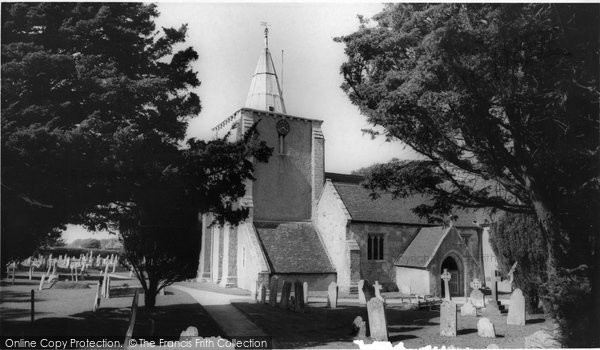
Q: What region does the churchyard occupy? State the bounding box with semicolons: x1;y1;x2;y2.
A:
230;277;553;349
1;256;222;341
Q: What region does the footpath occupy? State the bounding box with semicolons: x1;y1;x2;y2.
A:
171;284;266;337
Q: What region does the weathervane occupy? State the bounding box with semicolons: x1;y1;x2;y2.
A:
261;22;269;48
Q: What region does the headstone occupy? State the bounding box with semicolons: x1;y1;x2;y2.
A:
440;300;457;337
258;283;266;304
28;265;34;280
180;326;199;339
524;330;561;348
507;288;526;326
362;280;375;302
93;282;101;312
477;318;496;338
327;281;338;309
352;316;367;340
470;289;485;308
38;274;45;291
366;297;388;341
303;281;308;304
441;268;452;301
268;277;278;306
293;280;304;312
460;298;477;316
279;280;292;309
358;280;366;305
374;281;383;301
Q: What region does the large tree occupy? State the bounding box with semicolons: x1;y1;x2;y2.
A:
2;3;200;264
1;3;272;307
336;4;599;346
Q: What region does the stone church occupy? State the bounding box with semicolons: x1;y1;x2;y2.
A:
196;29;496;298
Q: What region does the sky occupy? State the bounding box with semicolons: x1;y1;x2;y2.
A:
62;2;423;243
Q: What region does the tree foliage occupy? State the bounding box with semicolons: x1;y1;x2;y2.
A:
1;3;273;307
336;4;599;346
490;213;547;312
1;3;199;263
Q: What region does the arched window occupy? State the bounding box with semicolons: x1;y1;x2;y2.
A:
278;134;286;154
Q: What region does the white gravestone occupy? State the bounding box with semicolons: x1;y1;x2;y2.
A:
327;281;338;309
507;288;526;326
478;318;496;338
461;298;477;316
366;297;388;341
358;280;366;305
440;300;457;337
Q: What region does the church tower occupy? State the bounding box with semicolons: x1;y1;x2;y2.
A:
199;27;334;291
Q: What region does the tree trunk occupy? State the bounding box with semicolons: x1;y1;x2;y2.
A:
144;287;157;309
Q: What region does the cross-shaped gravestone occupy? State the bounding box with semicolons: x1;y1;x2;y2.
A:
441;268;452;301
470;278;482;291
374;281;383;301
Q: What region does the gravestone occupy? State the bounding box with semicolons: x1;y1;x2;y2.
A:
327;281;338;309
507;288;526;326
362;280;375;302
279;280;292;309
38;274;46;291
374;281;383;301
258;283;266;304
294;280;304;312
470;289;485;308
366;297;388;341
303;282;308;304
358;280;366;305
352;316;367;340
460;298;477;316
269;277;278;306
441;268;452;301
478;318;496;338
440;300;457;337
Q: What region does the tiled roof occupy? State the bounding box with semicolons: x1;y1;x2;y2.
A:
331;181;481;227
395;226;451;268
254;221;335;274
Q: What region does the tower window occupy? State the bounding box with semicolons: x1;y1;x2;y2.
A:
268;106;275;112
367;234;384;260
278;134;286;154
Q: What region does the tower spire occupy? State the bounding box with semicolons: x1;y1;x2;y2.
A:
263;22;269;48
245;24;287;114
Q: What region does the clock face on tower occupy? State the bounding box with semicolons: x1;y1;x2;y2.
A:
276;119;290;136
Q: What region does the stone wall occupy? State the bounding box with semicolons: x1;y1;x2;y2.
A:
315;181;350;291
349;222;420;286
247;109;318;222
272;273;336;292
236;223;270;291
395;267;430;295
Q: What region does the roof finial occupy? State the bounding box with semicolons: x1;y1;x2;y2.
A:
261;22;269;48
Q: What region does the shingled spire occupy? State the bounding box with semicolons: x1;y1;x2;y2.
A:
244;25;287;114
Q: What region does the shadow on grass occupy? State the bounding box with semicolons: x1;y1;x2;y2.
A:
232;302;438;349
526;318;545;324
1;293;223;340
457;328;477;335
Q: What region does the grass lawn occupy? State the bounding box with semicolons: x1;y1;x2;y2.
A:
1;274;223;340
232;301;552;349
